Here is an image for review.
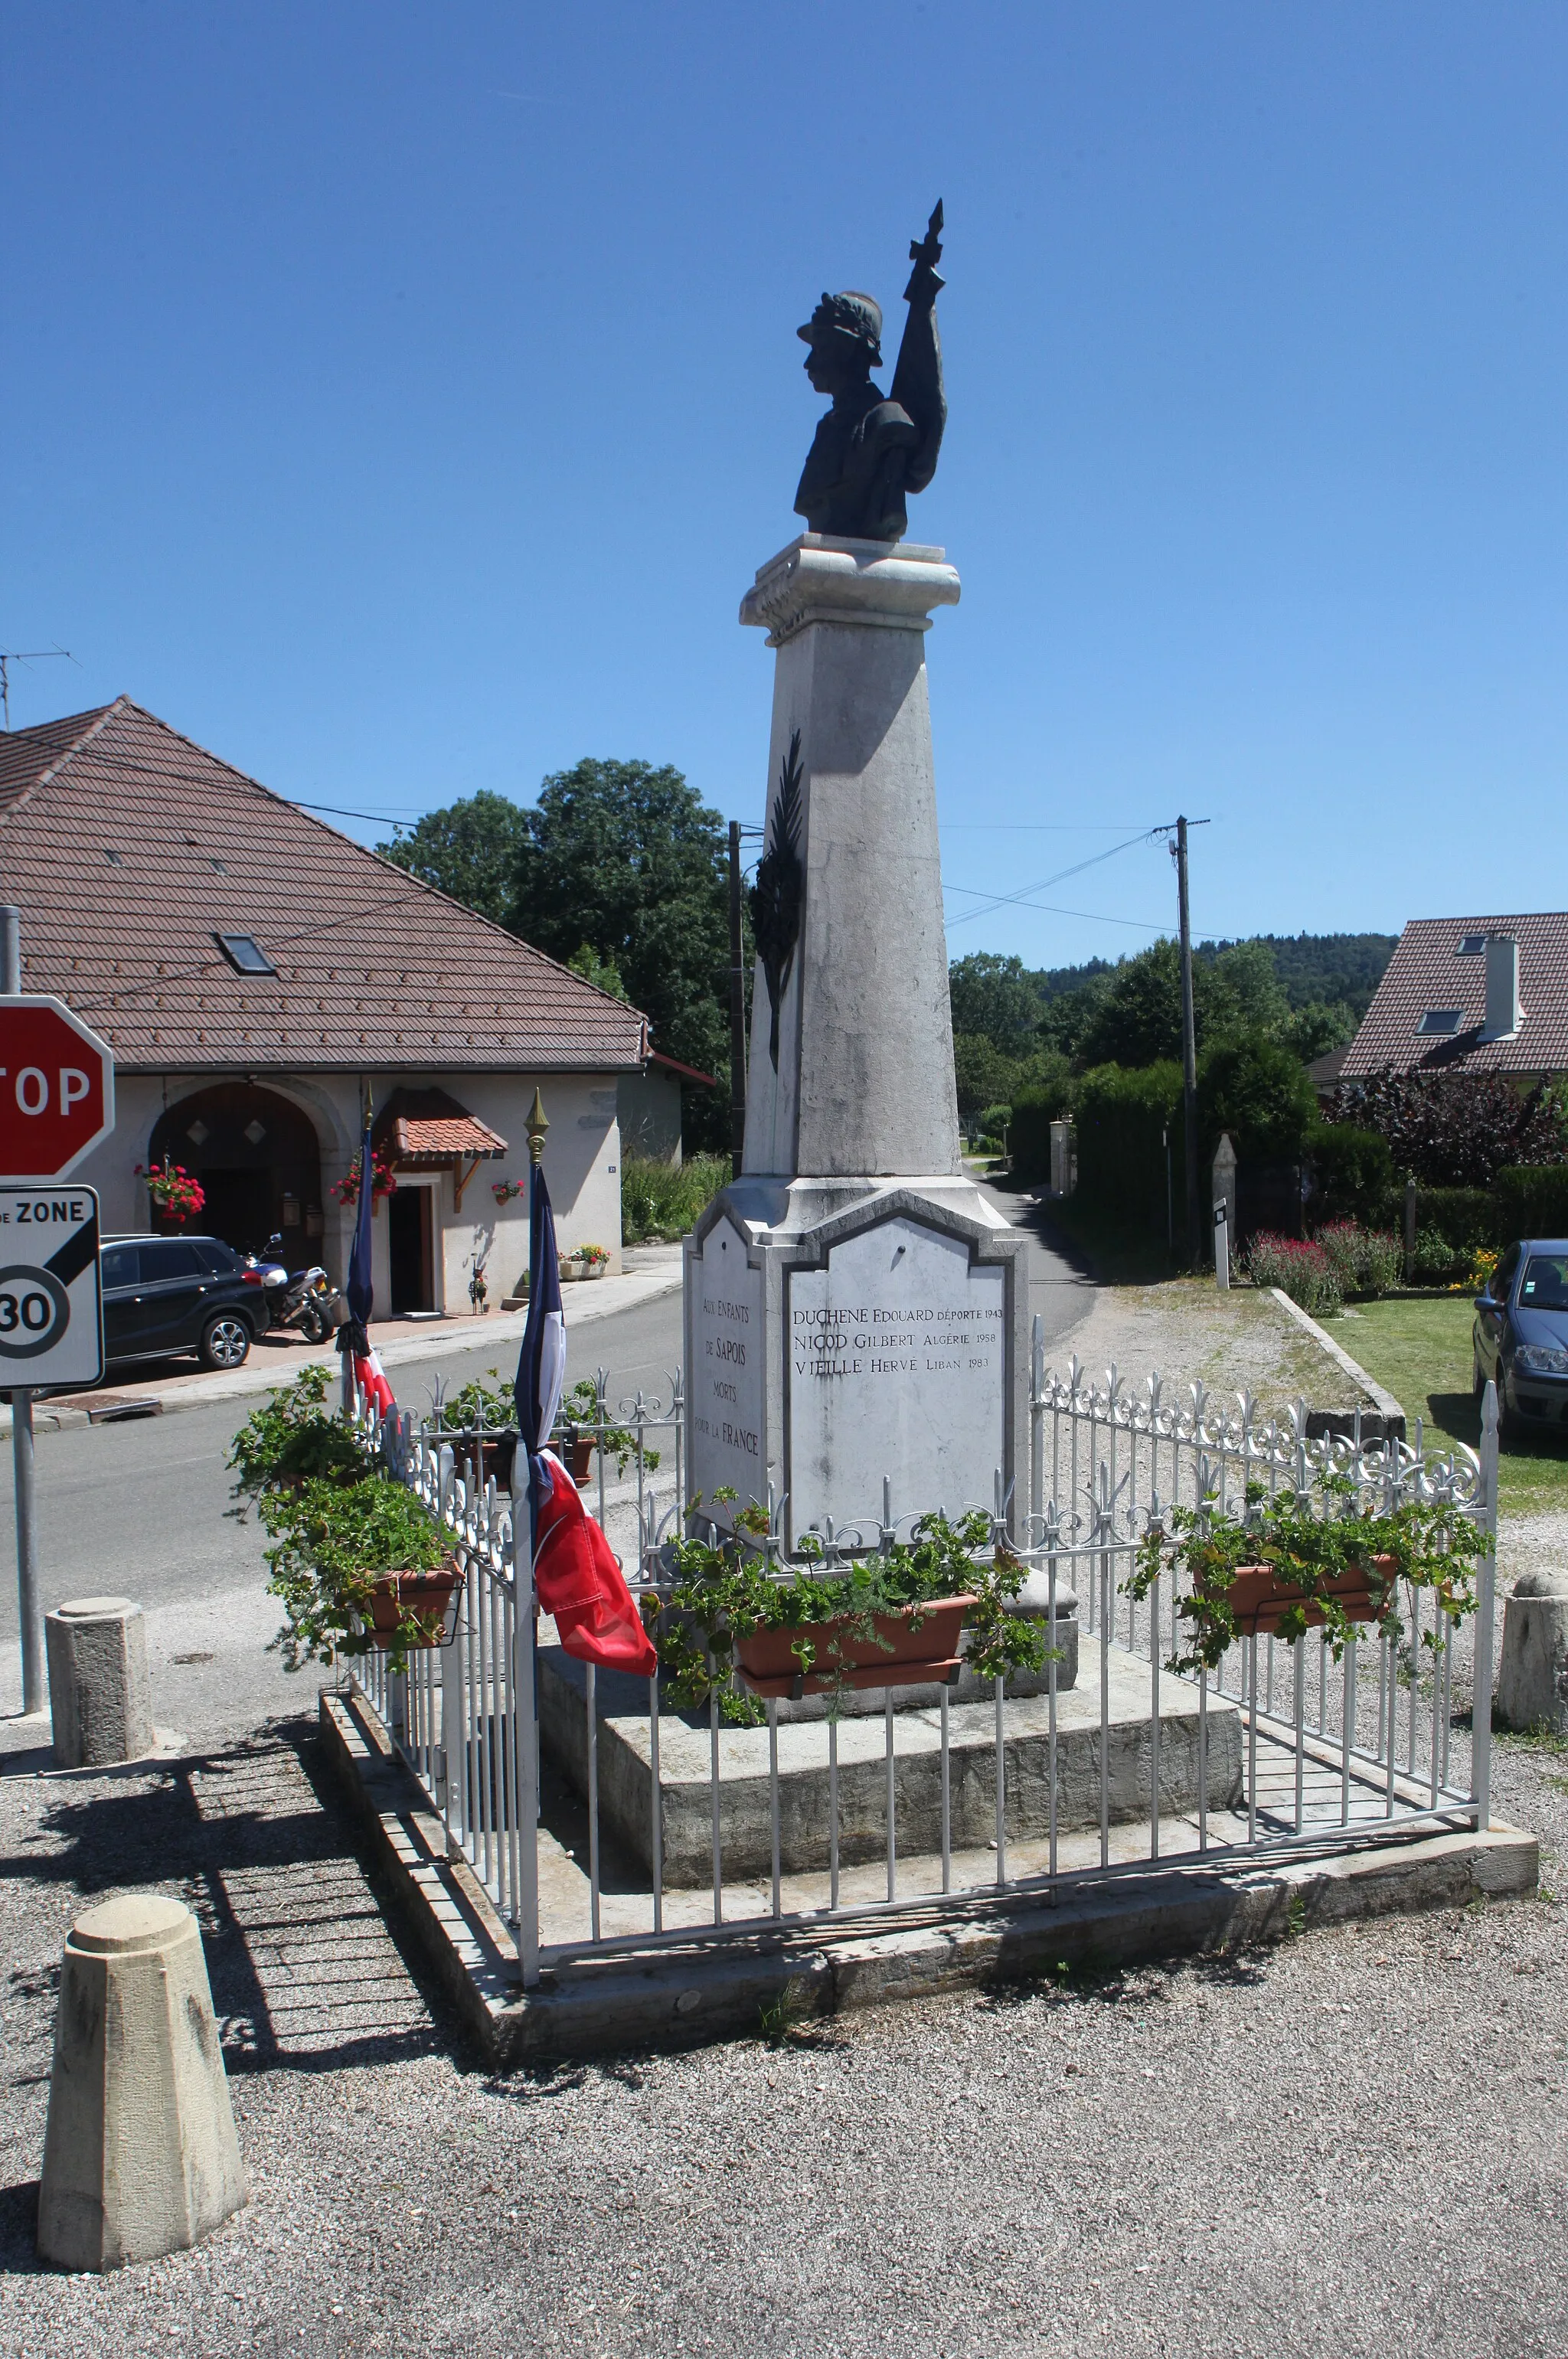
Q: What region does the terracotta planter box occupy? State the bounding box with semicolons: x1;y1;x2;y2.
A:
1222;1555;1398;1638
735;1594;978;1699
366;1559;465;1651
456;1433;518;1491
437;1429;518;1491
566;1433;594;1483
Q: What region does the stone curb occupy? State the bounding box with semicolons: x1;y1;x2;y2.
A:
1268;1286;1407;1426
0;1265;684;1436
317;1691;1537;2067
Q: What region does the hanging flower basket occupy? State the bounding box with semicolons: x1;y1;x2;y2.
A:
365;1560;466;1652
1220;1555;1399;1639
734;1594;978;1698
333;1150;398;1208
135;1158;205;1229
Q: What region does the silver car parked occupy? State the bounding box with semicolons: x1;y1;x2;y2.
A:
1472;1237;1568;1439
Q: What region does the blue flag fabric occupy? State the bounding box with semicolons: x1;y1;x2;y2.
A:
514;1162;567;1521
346;1126;375;1328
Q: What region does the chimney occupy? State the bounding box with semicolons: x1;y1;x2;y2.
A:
1481;933;1521;1040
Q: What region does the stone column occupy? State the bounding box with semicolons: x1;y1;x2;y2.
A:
685;535;1031;1550
738;535;962;1180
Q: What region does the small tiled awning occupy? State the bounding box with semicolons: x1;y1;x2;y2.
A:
374;1087;508;1210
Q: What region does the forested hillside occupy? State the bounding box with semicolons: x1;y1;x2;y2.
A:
948;931;1398;1121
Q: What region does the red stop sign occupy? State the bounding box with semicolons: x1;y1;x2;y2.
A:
0;996;116;1180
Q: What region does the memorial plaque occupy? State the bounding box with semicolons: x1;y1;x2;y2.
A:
688;1214;766;1514
787;1215;1005;1537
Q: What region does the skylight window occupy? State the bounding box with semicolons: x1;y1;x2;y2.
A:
214;932;276;975
1418;1008;1464;1035
1456;934;1486;955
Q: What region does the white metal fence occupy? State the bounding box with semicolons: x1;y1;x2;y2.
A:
348;1319;1498;1989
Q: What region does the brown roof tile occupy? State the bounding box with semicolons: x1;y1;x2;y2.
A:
1341;913;1568;1079
0;700;648;1074
374;1086;507;1163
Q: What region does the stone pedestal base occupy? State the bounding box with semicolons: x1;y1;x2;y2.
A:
46;1596;155;1768
541;1646;1241;1887
37;1893;245;2270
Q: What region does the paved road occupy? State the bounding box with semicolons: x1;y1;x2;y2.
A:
978;1178;1099;1350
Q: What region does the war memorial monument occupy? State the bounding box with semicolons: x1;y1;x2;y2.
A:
685;205;1033;1548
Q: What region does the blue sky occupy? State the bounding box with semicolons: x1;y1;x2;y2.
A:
5;4;1566;967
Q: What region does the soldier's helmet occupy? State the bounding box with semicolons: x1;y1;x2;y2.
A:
797;291;884;369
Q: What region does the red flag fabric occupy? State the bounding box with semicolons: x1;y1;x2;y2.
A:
354;1347;395;1420
531;1448;658;1678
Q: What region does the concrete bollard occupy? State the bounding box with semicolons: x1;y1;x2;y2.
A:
1496;1570;1568;1737
37;1893;245;2270
45;1596;155;1767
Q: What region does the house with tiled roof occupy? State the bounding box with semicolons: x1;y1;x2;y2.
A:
0;698;649;1309
1341;914;1568;1085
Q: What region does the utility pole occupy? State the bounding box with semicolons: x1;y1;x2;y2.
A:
727;821;747;1168
1173;817;1200;1267
0;907;42;1713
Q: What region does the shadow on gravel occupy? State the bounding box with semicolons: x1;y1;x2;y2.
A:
982;1946;1272;2012
0;2178;41;2277
1;1717;449;2079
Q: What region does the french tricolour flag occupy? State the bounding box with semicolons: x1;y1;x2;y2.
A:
514;1163;657;1679
341;1122;394;1417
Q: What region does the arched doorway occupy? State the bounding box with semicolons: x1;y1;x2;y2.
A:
149;1084;324;1256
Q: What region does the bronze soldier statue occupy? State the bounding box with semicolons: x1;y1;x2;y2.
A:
793;202;947;544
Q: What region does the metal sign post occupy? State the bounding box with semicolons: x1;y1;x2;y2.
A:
0;910;115;1717
0;1184;104;1711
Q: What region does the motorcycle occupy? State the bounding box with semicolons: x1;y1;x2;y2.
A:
240;1234;344;1344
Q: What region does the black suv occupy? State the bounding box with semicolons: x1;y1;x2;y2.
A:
101;1234;259;1371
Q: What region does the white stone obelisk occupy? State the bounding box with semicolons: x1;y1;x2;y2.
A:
685;534;1030;1550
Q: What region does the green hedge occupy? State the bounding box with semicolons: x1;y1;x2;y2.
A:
1305;1122;1393;1226
1414;1185;1494;1249
1073;1060;1184;1230
1492;1165;1568;1241
1008;1071;1075;1185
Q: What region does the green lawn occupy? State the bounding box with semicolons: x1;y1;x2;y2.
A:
1341;1295;1568;1514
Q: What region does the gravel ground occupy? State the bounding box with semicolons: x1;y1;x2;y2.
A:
2;1704;1566;2358
1054;1278;1375;1420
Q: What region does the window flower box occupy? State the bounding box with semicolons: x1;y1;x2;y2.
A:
734;1594;978;1698
365;1560;465;1652
1222;1555;1399;1637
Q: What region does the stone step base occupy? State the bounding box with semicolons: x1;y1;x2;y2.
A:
539;1642;1243;1885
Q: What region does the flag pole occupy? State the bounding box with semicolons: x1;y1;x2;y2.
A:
511;1088;549;1986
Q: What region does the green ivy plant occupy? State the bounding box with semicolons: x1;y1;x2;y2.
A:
439;1369;513;1428
424;1371;661;1480
227;1364;368;1508
262;1475;456;1674
564;1377;662;1479
645;1498;1052;1722
1129;1475;1485;1678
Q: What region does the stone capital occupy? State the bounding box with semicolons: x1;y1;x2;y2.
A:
740;534;961;648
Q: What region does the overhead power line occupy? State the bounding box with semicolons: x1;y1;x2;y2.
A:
943;826;1166;929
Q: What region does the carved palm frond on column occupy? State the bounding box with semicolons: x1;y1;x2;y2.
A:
749;728;805;1072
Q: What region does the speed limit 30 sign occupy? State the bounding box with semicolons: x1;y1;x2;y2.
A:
0;1184;103;1388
